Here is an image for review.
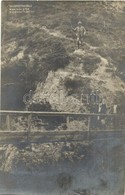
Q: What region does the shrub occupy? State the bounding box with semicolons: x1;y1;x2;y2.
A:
64;78;81;89
44;41;70;70
82;55;100;75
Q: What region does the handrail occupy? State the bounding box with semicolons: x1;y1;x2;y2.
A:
1;110;125;134
0;110;124;116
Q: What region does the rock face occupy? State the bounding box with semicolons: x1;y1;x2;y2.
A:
31;47;125;112
0;142;90;172
33;71;83;112
1;1;125;111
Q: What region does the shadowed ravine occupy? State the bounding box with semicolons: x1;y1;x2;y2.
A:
0;134;124;195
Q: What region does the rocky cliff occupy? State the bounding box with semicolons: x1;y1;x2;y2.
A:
1;1;125;112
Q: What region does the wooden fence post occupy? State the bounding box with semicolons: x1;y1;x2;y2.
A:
88;116;91;131
27;114;32;141
66;116;70;129
6;114;11;130
28;114;32;131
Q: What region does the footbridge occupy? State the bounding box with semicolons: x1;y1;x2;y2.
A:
0;110;125;144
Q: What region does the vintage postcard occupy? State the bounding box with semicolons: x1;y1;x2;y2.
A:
1;1;125;195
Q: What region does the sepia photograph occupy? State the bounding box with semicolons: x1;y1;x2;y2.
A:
1;1;125;194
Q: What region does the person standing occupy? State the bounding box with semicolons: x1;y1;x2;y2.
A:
73;21;86;49
98;99;107;129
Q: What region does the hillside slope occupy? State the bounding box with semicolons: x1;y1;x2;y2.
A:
1;1;125;112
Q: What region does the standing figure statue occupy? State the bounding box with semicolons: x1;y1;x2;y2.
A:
73;21;86;49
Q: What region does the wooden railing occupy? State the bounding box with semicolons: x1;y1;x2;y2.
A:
0;110;125;132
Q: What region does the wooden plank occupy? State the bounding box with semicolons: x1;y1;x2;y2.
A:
0;130;124;144
88;116;91;131
28;114;32;131
0;110;123;117
66;116;70;128
6;114;11;130
0;131;28;143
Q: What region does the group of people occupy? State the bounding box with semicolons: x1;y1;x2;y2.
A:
90;100;107;130
86;90;122;129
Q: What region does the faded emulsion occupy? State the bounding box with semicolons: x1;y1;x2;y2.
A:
1;1;125;195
